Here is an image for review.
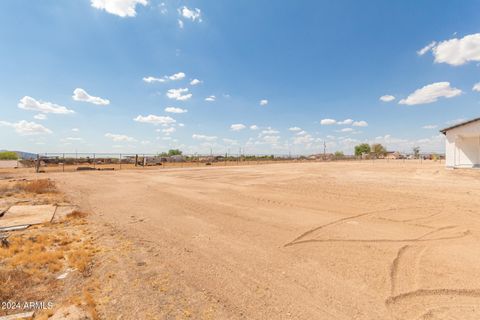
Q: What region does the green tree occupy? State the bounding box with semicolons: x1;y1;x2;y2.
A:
0;151;18;160
413;146;420;159
371;143;387;157
334;151;344;159
354;143;371;156
167;149;183;156
160;149;183;157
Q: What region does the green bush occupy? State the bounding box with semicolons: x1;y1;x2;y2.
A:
0;151;18;160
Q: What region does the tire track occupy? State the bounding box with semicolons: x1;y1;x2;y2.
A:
284;209;462;247
285;231;469;247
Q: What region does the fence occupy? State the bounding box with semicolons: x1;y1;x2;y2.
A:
6;152;444;174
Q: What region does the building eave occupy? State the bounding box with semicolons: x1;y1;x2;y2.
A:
439;117;480;135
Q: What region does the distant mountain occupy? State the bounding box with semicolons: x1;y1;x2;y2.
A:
0;150;37;160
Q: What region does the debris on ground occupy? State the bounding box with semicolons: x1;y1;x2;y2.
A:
0;205;56;228
0;177;99;319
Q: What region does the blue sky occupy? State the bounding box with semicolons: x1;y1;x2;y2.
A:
1;1;480;155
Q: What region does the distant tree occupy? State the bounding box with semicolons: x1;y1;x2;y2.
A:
413;146;420;159
334;151;344;159
160;149;183;157
371;143;387;157
354;143;371;156
167;149;183;156
0;151;18;160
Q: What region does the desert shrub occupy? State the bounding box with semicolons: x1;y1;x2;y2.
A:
67;211;89;219
21;179;56;194
0;151;18;160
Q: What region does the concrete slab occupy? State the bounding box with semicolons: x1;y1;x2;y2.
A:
0;205;57;228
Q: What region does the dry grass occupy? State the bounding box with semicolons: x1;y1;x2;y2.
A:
0;177;100;318
20;179;57;194
83;288;99;320
0;269;59;305
0;218;97;316
0;179;56;197
67;210;89;219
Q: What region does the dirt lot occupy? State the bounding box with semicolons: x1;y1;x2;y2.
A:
46;161;480;319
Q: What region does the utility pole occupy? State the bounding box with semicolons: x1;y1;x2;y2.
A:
323;140;326;160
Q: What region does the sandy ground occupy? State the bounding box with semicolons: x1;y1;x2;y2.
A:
48;161;480;319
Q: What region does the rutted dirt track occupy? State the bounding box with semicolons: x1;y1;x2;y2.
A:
51;161;480;319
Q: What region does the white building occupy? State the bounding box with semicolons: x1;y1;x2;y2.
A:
441;117;480;168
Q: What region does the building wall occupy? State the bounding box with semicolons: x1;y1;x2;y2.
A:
444;120;480;167
445;133;455;167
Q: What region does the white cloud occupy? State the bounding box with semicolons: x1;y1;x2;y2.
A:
422;124;437;129
337;119;354;125
178;123;185;127
352;120;368;127
90;0;148;18
18;96;74;114
168;72;185;81
164;107;187;114
205;95;216;102
72;88;110;106
105;133;136;142
143;76;166;83
340;128;354;132
473;82;480;92
379;95;395;102
162;127;176;134
178;19;184;29
445;118;467;125
261;128;279;135
417;41;437;56
320;119;336;125
399;82;462;105
0;120;52;135
143;72;185;84
259;99;268;106
431;33;480;66
296;130;307;135
178;6;202;22
72;128;80;132
250;125;258;130
190;79;202;86
159;2;167;14
63;137;83;142
192;134;217;141
222;138;238;145
289;127;302;132
230;124;246;131
262;135;280;144
134;114;176;125
166;88;192;101
34;114;47;120
293;134;314;145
